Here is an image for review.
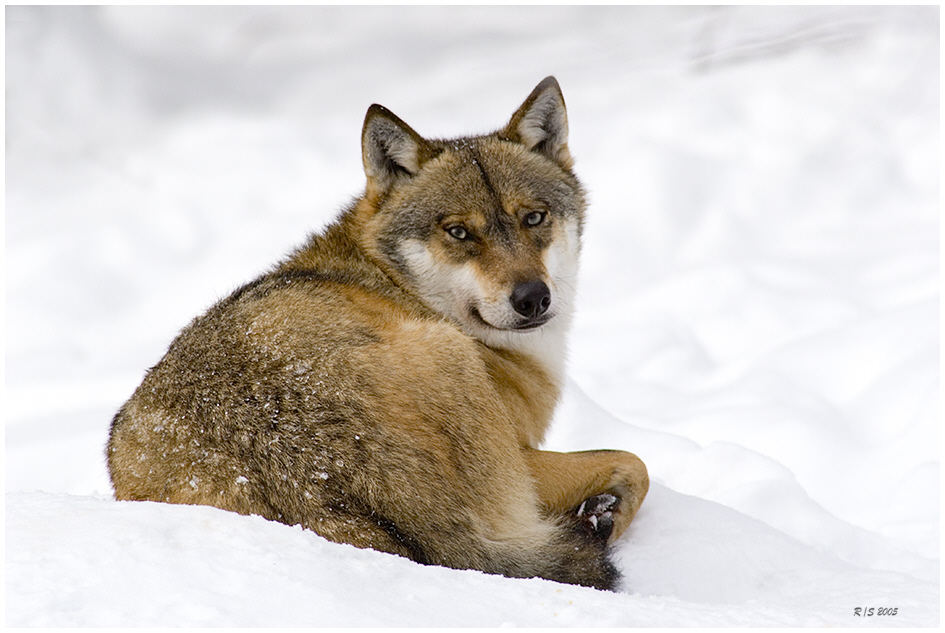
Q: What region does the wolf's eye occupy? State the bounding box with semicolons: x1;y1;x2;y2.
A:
447;226;469;240
523;211;546;227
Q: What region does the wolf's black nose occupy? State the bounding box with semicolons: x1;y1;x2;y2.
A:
510;281;551;318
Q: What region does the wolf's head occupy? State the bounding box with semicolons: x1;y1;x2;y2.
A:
359;77;585;373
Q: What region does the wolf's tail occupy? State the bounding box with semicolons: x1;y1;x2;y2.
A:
497;515;621;591
398;509;622;591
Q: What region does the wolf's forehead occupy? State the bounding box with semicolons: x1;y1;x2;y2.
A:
429;137;583;218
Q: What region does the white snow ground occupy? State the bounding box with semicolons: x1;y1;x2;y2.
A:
4;5;940;627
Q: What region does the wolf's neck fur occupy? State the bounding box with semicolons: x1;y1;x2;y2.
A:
279;204;421;309
467;311;571;388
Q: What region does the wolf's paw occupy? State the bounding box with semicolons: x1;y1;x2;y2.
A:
575;493;619;542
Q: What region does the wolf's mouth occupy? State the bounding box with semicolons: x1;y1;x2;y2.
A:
513;316;552;330
470;307;552;332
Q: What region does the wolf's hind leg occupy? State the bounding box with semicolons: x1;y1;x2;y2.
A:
524;448;649;544
348;467;621;590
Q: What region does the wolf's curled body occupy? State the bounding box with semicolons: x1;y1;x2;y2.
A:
108;77;649;591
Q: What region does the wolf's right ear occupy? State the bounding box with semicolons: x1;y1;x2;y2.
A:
362;104;435;196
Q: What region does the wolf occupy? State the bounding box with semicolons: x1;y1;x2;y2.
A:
107;76;649;591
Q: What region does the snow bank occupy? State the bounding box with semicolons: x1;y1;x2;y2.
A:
7;483;934;627
5;5;939;626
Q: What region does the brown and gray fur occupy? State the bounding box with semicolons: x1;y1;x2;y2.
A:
107;77;649;591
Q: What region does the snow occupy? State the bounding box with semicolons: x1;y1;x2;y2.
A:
5;5;939;627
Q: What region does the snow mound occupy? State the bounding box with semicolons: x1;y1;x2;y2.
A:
7;483;934;627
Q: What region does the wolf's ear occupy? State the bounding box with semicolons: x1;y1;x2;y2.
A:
501;76;572;169
362;104;435;196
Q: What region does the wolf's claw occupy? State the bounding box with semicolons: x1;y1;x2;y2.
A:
576;493;619;541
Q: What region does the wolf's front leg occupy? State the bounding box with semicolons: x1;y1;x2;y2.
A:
523;448;649;544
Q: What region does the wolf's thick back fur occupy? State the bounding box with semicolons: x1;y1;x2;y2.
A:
108;77;648;591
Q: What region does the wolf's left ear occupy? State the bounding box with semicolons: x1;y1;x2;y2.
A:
501;76;572;169
362;104;435;196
